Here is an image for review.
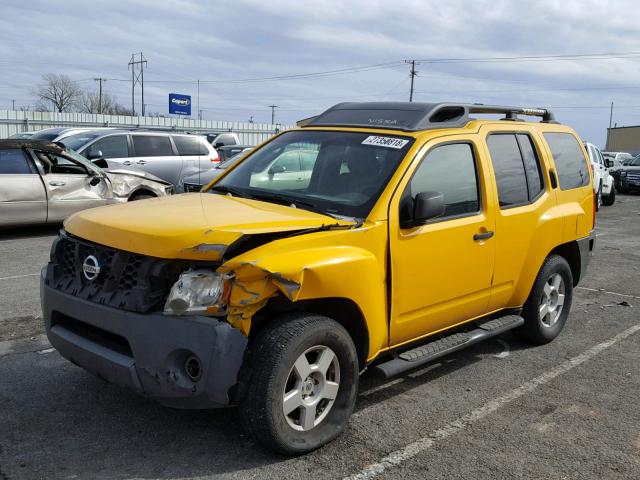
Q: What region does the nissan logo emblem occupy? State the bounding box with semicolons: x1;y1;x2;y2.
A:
82;255;101;281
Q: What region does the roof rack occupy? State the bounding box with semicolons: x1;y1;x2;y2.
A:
300;102;557;132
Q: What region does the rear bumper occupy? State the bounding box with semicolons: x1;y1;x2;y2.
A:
41;268;247;409
576;230;596;285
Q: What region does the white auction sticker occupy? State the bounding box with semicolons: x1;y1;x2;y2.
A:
361;136;409;149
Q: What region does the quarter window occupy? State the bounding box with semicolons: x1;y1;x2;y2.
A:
172;136;209;156
543;133;590;190
0;149;32;174
407;143;479;219
132;135;174;157
487;133;544;208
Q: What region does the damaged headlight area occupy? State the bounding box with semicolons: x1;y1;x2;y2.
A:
164;270;232;316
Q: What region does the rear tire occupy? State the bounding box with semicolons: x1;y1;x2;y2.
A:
239;313;359;455
602;185;616;206
516;255;573;345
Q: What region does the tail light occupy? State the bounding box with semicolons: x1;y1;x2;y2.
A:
210;154;220;163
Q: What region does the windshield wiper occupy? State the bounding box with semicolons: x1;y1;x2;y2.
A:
248;191;319;211
209;185;251;198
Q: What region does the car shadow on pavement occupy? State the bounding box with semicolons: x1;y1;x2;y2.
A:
0;224;61;240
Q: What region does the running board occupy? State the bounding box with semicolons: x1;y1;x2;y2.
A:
373;315;524;379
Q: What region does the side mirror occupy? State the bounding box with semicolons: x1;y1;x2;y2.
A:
88;174;102;186
604;159;612;168
92;158;109;169
269;164;286;175
86;149;103;160
401;191;445;227
215;142;224;148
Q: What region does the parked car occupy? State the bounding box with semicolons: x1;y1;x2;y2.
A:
0;140;173;228
7;131;35;139
217;145;253;162
55;129;219;189
205;132;240;148
42;102;595;454
602;151;633;168
609;154;640;193
29;127;116;142
181;148;252;192
584;142;615;207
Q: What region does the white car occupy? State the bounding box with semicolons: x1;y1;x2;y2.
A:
584;142;615;208
602;151;634;168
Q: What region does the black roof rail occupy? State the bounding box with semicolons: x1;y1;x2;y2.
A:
301;102;557;132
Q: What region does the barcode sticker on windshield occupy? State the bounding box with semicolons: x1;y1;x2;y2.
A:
361;136;409;149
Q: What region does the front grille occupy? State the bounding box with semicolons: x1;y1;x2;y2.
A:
626;172;640;182
183;183;202;193
47;233;218;313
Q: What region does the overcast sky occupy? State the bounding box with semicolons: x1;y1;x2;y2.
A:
1;0;640;146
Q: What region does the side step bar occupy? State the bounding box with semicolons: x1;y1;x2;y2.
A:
373;315;524;379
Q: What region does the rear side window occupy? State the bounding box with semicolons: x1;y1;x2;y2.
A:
172;136;209;156
0;149;32;174
132;135;174;157
89;135;129;158
408;143;479;219
543;133;590;190
487;133;544;208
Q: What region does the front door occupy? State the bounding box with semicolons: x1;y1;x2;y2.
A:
389;139;496;346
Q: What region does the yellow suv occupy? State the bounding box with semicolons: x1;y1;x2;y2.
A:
42;102;595;454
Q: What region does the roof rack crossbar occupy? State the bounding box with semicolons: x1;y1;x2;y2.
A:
467;104;555;123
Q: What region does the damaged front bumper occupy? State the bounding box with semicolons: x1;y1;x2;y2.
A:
41;269;247;409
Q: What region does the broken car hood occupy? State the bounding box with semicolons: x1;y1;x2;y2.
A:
64;193;355;260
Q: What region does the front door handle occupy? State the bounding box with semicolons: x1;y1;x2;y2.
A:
136;160;147;165
48;181;66;186
122;160;133;166
473;231;494;241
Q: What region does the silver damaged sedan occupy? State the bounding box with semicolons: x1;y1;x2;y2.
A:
0;140;173;228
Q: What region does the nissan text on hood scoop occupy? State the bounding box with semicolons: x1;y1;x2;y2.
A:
64;192;356;261
42;102;596;456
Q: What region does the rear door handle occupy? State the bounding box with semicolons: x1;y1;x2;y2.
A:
48;181;66;186
136;160;147;165
473;231;494;241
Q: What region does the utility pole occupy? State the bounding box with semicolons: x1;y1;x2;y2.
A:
197;79;200;121
405;60;418;102
93;78;107;113
11;99;15;111
606;101;614;150
128;52;148;116
269;105;278;124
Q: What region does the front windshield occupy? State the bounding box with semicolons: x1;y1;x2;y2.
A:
59;132;102;151
629;156;640;166
208;130;414;218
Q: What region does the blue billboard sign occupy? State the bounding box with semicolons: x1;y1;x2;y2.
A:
169;93;191;115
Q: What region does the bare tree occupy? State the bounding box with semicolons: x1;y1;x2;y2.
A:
79;90;117;114
33;74;82;112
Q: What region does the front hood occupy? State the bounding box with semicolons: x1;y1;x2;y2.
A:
64;193;354;260
106;169;170;185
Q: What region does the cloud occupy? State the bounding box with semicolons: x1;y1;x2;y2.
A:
1;0;639;145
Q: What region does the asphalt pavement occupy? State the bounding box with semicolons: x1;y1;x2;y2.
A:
1;196;639;480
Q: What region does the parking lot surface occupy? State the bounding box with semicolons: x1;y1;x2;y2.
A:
1;196;639;480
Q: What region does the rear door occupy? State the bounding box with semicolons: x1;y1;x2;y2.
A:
35;151;110;221
0;148;47;226
172;135;213;187
130;134;182;185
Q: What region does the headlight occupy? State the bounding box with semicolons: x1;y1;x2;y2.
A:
164;270;232;316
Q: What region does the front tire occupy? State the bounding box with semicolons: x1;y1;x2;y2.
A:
239;313;359;455
516;255;573;345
